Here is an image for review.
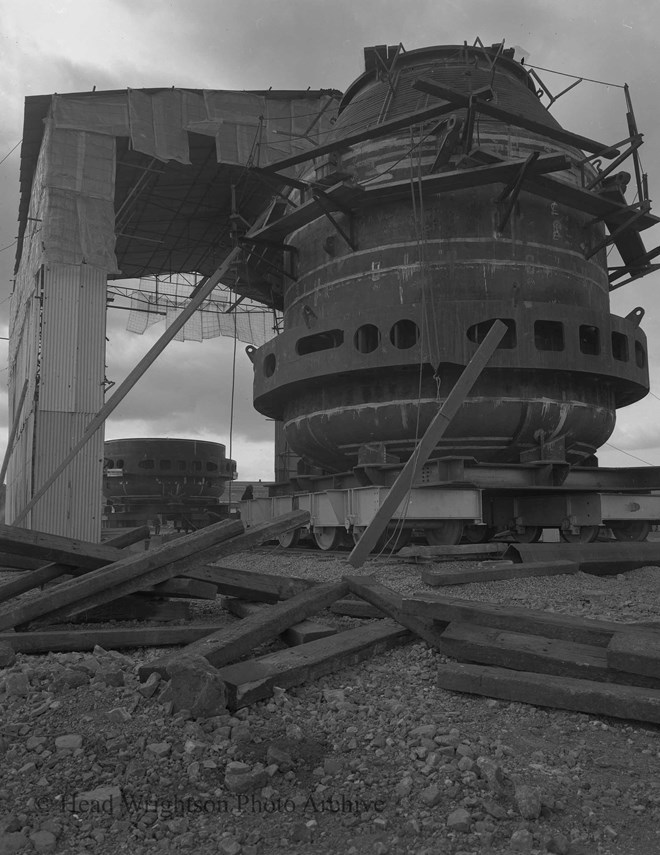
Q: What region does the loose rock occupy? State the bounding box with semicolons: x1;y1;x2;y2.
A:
28;830;57;853
515;782;542;820
54;734;83;751
166;655;227;719
224;761;268;794
446;807;471;832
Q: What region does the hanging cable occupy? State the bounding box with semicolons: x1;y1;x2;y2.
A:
604;442;654;466
524;64;625;89
0;140;21;167
227;310;239;511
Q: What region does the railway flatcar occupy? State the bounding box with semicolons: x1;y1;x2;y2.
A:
103;438;236;532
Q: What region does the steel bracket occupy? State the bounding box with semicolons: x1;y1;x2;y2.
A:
495;151;540;231
312;190;357;251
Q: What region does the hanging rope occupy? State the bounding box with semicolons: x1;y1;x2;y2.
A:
227;310;239;509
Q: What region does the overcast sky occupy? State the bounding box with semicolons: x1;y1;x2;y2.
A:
1;0;660;481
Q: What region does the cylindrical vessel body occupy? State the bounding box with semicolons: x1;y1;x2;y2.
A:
103;437;236;506
253;45;648;473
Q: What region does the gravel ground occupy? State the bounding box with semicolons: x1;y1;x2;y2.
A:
1;546;660;855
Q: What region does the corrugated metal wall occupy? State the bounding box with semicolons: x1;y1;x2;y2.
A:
7;113;112;540
39;263;106;413
32;412;103;539
7;262;107;540
29;263;107;539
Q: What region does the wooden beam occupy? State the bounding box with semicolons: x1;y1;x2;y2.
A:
0;526;150;605
365;154;571;202
600;213;649;266
400;594;656;647
0;562;86;605
469;148;660;231
100;526;151;548
607;630;660;679
185;564;317;602
246;180;363;244
68;596;192;624
282;621;336;646
347;320;506;567
526;175;658;231
398;543;507;561
138;579;349;680
0;623;226;653
147;578;218;600
344;576;448;648
0;523;123;568
608;264;660;291
609;242;660;274
330;598;385;619
13;246;243;527
312;190;357;250
248;156;570;246
0;553;48;571
216;620;411;710
222;598;337;645
421;560;579;587
439;622;660;689
412;78;620;158
496;151;540;230
40;512;309;626
436;661;660;724
0;510;309;631
260;102;461;174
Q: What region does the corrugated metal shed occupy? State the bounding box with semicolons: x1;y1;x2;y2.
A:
8;87;340;538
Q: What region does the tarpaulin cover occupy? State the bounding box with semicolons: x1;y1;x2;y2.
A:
126;277;279;346
50;88;336;167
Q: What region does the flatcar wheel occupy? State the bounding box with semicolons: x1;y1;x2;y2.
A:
426;521;464;546
462;524;494;544
314;526;344;551
278;528;301;548
560;525;600;543
513;526;543;543
610;521;651;542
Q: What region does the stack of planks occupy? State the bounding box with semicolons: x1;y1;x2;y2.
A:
0;522;413;712
399;591;660;725
137;573;412;712
131;570;660;717
3;522;660;724
0;511;308;638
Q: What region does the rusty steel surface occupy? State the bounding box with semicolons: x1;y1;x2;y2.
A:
251;44;650;475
